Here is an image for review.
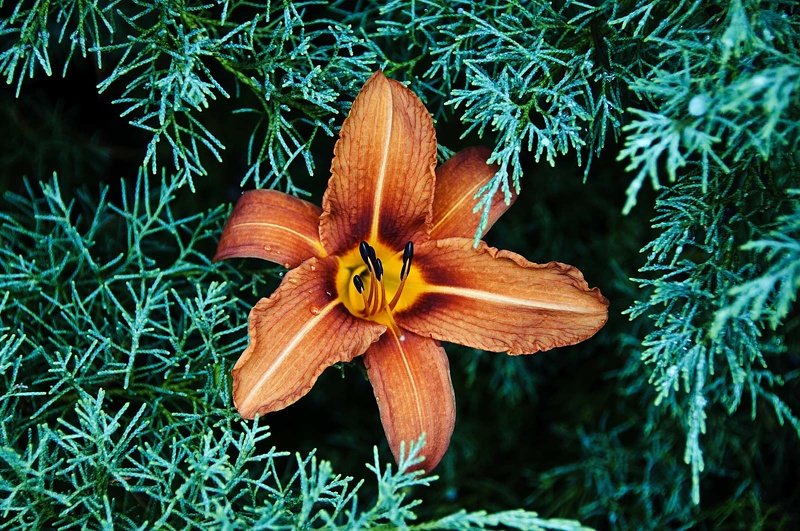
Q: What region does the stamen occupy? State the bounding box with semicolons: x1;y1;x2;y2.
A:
400;241;414;280
389;241;414;311
352;241;414;318
377;273;387;315
367;258;385;315
353;274;370;311
388;274;408;311
383;307;404;340
359;279;370;311
403;241;414;263
352;275;364;293
366;267;377;311
359;241;370;265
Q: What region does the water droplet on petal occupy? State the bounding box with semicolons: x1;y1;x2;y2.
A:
288;277;298;284
264;245;272;252
310;265;316;271
283;263;291;268
399;334;406;342
307;289;313;295
325;291;332;298
310;306;320;315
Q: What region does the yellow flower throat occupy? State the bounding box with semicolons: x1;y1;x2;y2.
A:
336;240;422;338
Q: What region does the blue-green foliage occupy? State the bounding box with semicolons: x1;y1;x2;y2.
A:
619;0;800;506
714;190;800;334
2;0;800;529
0;174;591;530
94;0;379;192
2;0;378;192
618;0;799;214
372;0;626;241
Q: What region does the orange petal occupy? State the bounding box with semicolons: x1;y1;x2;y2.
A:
319;71;437;255
396;239;609;354
430;146;516;240
232;256;386;418
214;189;325;268
363;329;455;473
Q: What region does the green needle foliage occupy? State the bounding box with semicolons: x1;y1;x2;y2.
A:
1;0;800;529
0;173;591;530
620;0;800;508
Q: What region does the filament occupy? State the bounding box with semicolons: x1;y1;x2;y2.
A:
355;241;413;318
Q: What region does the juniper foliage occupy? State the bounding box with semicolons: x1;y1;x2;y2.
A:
620;0;800;507
1;0;799;529
0;173;591;530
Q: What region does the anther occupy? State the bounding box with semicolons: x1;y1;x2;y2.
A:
389;241;414;311
403;241;414;262
353;241;414;317
356;274;370;311
352;275;364;294
359;241;370;265
400;241;414;280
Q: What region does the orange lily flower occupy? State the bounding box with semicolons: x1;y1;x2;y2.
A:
214;71;609;472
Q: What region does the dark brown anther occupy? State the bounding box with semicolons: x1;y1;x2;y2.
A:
375;258;384;281
401;241;414;280
403;241;414;263
353;275;364;293
359;241;370;265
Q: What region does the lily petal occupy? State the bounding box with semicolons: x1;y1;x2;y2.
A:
431;146;517;240
363;330;455;473
214;189;326;268
397;239;609;355
233;257;386;418
320;71;437;254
